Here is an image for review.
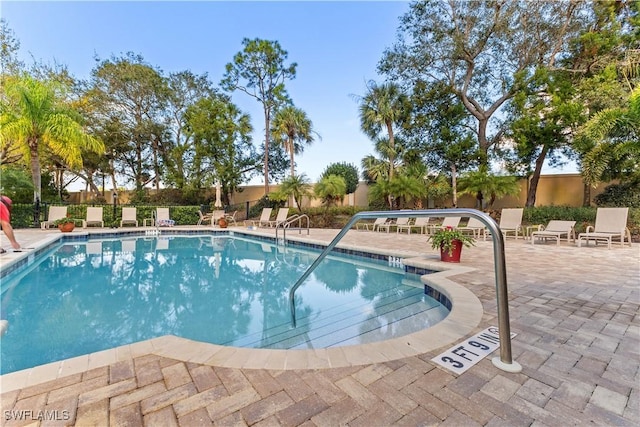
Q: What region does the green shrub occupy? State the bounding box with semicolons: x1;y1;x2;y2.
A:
594;182;640;208
320;162;359;194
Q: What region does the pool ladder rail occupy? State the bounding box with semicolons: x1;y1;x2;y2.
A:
287;208;522;374
145;210;161;236
275;213;310;244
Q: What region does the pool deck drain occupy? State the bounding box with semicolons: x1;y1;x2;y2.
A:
1;226;638;426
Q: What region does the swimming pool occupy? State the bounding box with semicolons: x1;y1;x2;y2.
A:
0;233;449;374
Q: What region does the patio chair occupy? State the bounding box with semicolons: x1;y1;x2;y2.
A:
458;217;487;240
248;207;273;228
41;206;68;229
577;207;631;249
356;217;388;231
428;216;462;234
197;210;212;226
498;208;523;239
211;210;226;226
224;210;238;226
82;207;104;228
268;207;290;227
120;207;138;227
397;216;431;234
377;216;410;233
156;208;175;227
529;220;576;246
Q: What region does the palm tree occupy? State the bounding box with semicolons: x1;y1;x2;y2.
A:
579;87;640;185
314;174;346;207
458;166;520;209
271;105;318;177
357;81;408;181
0;75;104;202
278;173;313;212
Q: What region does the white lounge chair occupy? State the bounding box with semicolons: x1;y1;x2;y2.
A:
249;208;273;228
197;210;212;226
120;207;138;227
498;208;523;239
212;210;226;226
397;217;431;234
428;216;462;234
458;217;487;240
377;216;410;233
156;208;175;227
82;207;104;228
356;217;388;231
41;206;68;229
577;207;631;249
530;220;576;246
224;210;238;226
268;207;290;227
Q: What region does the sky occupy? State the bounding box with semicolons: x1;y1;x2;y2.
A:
2;0;412;188
2;0;577;191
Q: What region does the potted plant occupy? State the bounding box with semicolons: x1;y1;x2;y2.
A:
218;216;228;228
54;217;76;233
429;226;475;262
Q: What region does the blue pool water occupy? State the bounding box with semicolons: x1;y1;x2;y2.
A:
0;234;449;374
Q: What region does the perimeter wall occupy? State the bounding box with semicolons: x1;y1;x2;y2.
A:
70;173;613;208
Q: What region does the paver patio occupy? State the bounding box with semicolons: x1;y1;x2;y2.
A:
1;226;638;426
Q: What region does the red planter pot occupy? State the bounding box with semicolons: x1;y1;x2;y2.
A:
440;239;463;263
58;223;75;233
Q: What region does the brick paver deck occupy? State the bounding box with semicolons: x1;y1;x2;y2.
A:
1;226;638;426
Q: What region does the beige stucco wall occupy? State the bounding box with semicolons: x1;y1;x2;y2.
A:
69;173;614;208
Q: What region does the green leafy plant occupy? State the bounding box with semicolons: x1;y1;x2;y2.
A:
429;226;475;255
53;217;76;226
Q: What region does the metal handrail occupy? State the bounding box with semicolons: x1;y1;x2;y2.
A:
287;208;522;373
276;214;310;242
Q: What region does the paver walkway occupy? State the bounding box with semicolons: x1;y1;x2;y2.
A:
1;227;638;426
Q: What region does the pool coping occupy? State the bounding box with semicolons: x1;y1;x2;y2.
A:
0;227;483;393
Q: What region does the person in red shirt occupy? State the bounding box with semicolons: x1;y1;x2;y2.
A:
0;196;21;253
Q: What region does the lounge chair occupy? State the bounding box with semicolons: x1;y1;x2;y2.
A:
498;208;523;239
428;216;462;234
458;217;487;240
120;207;138;227
356;217;388;231
377;216;410;233
197;210;212;226
249;208;273;228
530;220;576;246
397;217;431;234
577;207;631;249
41;206;68;229
82;207;104;228
224;210;238;226
156;208;175;227
212;210;226;226
268;207;290;227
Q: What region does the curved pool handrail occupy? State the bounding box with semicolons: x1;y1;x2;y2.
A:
288;208;522;373
276;214;310;242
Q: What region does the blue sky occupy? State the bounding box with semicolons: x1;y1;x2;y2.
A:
2;0;411;186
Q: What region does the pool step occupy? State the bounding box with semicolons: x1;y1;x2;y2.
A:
230;284;448;349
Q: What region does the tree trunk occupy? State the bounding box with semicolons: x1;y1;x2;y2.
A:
29;138;41;203
263;108;270;194
386;121;395;180
526;145;549;207
289;137;295;177
477;117;490;166
451;164;458;207
582;182;591;207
